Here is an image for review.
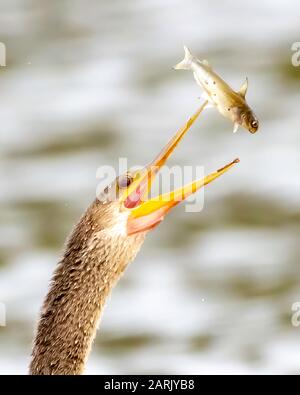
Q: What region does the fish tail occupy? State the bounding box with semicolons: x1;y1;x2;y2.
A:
173;46;194;70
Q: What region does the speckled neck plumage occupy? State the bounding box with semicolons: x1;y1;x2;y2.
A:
29;200;145;375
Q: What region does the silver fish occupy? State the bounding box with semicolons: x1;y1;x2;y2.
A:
174;46;259;134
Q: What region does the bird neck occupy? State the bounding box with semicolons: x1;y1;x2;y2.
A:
29;200;145;375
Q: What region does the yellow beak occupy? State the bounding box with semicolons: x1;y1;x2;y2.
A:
124;102;239;235
122;101;208;208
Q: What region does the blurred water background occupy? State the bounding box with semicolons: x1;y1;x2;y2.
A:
0;0;300;374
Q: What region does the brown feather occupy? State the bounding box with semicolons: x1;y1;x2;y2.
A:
29;199;145;375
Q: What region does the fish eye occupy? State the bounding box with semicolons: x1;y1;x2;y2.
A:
251;120;258;129
118;174;134;189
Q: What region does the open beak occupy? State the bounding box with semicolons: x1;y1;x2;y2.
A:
122;103;239;235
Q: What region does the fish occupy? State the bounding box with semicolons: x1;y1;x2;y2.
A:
174;46;259;134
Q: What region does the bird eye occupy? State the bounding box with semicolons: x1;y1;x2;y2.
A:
251;120;258;129
118;174;133;189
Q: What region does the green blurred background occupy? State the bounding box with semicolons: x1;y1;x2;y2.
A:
0;0;300;374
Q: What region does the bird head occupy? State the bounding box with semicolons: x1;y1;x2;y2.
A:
98;105;239;236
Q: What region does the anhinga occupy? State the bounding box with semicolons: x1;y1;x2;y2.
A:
29;103;239;375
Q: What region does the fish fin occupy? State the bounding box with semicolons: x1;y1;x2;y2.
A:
202;59;212;69
233;122;239;133
173;46;194;70
239;77;248;98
